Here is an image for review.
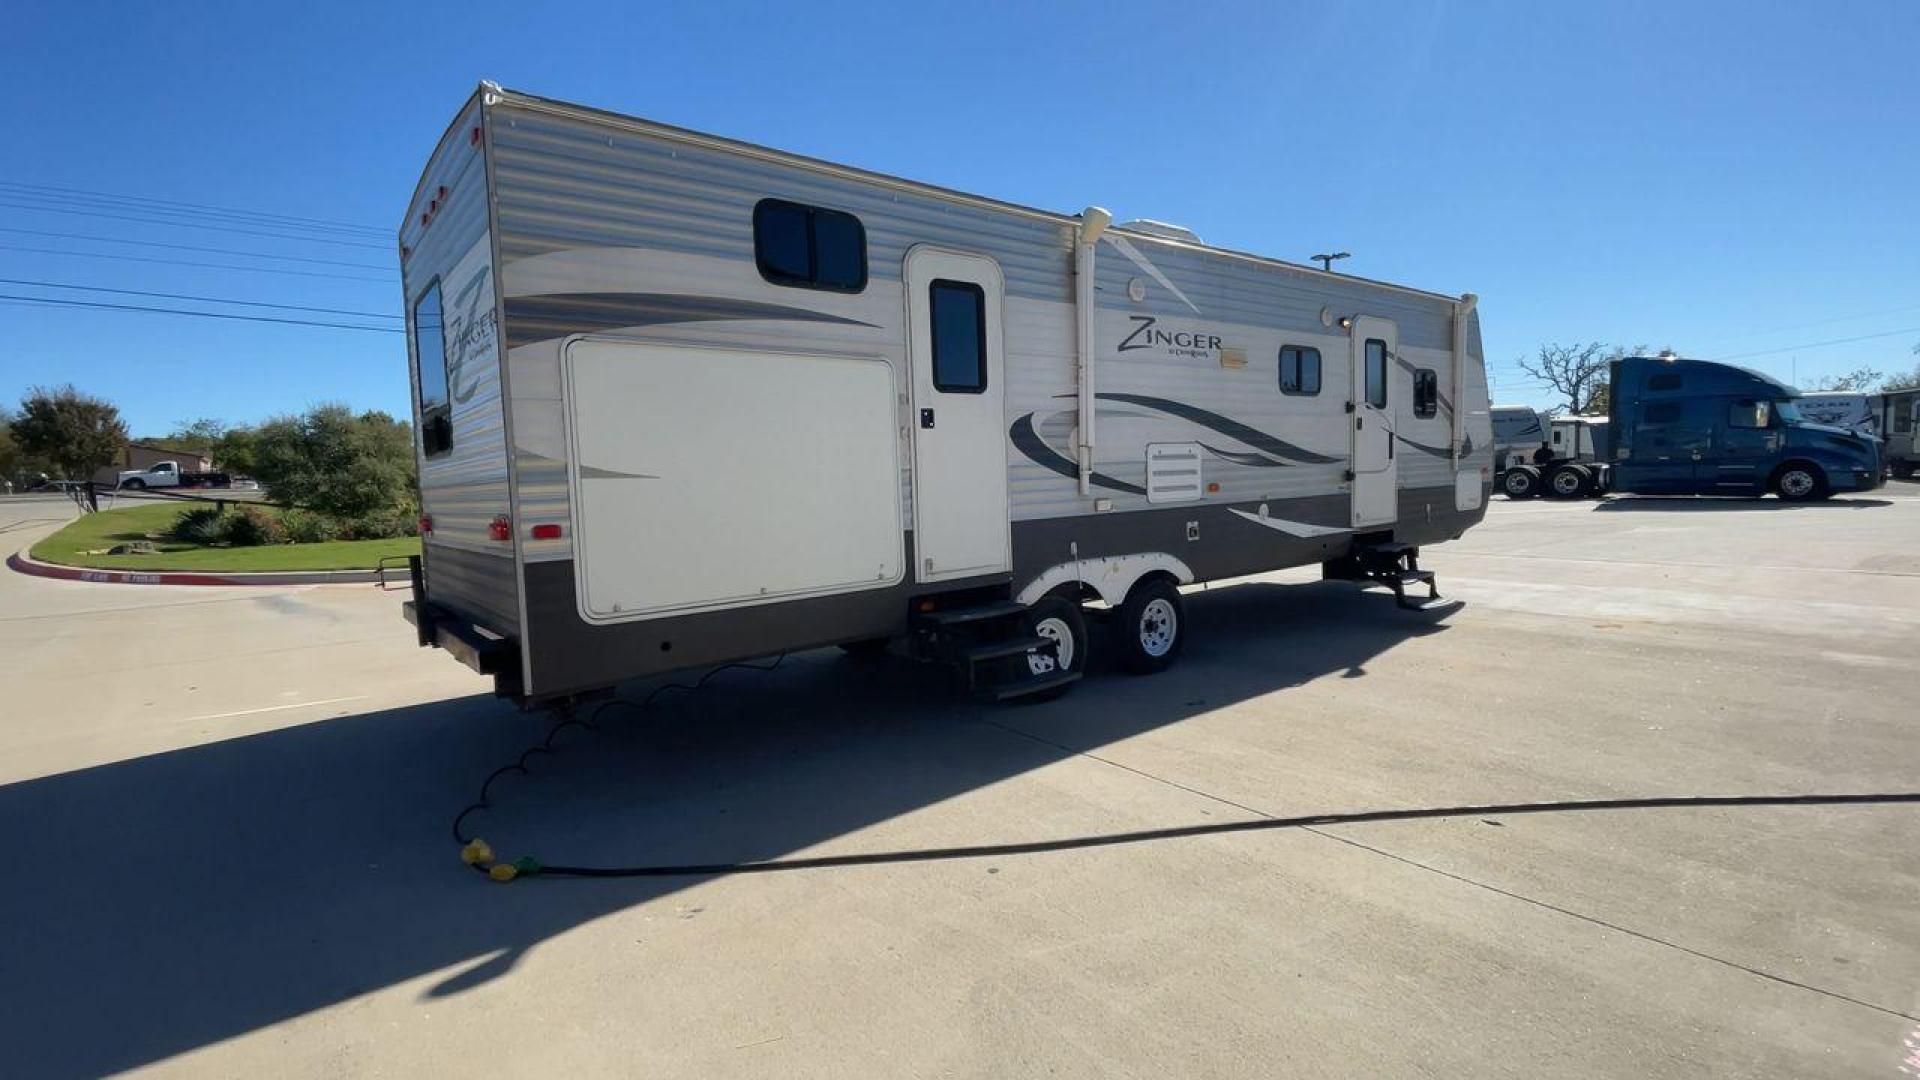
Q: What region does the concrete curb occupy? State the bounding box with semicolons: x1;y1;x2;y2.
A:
7;551;382;587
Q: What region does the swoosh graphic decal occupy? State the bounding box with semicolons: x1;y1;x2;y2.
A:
1397;433;1475;459
1008;414;1147;495
1229;507;1350;538
1198;442;1289;468
578;465;659;480
1095;393;1342;465
504;292;877;348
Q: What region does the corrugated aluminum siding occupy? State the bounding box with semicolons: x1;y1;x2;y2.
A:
399;94;518;635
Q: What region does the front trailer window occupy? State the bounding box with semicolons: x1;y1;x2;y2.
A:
413;282;452;457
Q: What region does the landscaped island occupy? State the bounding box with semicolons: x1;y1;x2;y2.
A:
30;502;419;573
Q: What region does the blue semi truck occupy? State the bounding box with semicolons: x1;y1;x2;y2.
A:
1498;354;1884;501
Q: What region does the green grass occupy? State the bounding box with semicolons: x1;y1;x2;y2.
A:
28;502;419;572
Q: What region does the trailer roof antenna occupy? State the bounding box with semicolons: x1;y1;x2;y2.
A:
1312;252;1350;273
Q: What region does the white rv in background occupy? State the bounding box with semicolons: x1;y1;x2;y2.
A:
1794;392;1880;438
1879;388;1920;479
397;84;1494;704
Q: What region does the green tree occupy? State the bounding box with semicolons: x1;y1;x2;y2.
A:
250;404;416;521
0;409;19;481
12;386;128;482
212;426;260;477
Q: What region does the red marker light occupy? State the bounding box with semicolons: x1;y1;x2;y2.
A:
488;516;511;542
530;523;563;541
418;515;433;536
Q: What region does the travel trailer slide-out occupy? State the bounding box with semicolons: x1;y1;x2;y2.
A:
398;84;1494;705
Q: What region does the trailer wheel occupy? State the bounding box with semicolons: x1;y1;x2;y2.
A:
1546;464;1591;499
1501;466;1540;499
1773;463;1828;501
1025;594;1088;679
1115;578;1185;675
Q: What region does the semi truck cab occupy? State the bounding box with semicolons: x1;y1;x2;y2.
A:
1608;355;1882;500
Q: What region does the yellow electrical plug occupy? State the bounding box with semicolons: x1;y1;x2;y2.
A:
489;862;518;882
461;839;494;866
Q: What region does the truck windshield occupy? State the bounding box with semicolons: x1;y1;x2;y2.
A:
1774;400;1802;423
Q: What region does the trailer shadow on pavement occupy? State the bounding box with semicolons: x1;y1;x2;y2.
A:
0;579;1451;1077
1591;496;1895;512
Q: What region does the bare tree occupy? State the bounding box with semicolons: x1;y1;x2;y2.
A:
1808;366;1884;392
1518;342;1622;414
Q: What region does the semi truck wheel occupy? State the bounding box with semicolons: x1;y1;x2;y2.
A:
1773;464;1828;502
1546;465;1591;499
1115;579;1184;675
1501;466;1540;499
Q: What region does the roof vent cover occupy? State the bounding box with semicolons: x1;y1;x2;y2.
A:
1118;219;1202;244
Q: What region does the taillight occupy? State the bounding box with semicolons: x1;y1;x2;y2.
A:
488;515;511;542
418;515;433;536
530;523;563;540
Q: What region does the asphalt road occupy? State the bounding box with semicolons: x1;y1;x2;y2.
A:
2;487;1917;1078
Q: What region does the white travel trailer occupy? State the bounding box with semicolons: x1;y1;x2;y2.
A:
1490;405;1547;470
398;84;1495;704
1794;392;1880;438
1877;388;1919;479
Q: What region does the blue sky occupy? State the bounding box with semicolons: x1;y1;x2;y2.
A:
3;0;1916;435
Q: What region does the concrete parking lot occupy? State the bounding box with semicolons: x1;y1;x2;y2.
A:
2;487;1917;1078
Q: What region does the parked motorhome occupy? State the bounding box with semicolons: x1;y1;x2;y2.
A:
1879;388;1920;479
1490;405;1546;471
1607;356;1882;500
397;84;1494;704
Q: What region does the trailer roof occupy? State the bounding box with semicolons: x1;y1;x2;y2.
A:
476;83;1466;308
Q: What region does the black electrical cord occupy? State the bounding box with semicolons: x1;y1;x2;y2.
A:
450;657;1920;882
452;654;789;871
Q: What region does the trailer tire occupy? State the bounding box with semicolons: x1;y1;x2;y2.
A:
1115;578;1185;675
1501;466;1540;500
1772;462;1828;502
1025;594;1088;680
1546;464;1591;499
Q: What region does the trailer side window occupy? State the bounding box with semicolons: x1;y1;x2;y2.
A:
1648;372;1683;391
753;199;866;292
1364;339;1388;409
412;281;453;458
1728;400;1768;429
929;280;987;393
1413;368;1438;418
1279;346;1320;395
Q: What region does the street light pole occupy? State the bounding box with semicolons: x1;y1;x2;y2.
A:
1312;251;1350;273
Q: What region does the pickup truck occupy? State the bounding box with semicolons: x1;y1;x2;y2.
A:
117;460;231;490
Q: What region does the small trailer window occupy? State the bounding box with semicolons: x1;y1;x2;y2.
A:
929;280;987;393
412;281;453;457
1413;368;1438;418
1364;339;1388;409
1279;346;1320;395
753;199;867;292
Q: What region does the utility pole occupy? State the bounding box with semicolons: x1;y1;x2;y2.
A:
1311;251;1350;273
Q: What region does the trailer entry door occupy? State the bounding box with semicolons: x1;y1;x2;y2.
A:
1349;316;1399;528
904;247;1011;583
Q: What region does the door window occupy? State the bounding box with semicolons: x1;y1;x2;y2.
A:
1728;400;1769;429
929;280;987;393
1364;339;1388;409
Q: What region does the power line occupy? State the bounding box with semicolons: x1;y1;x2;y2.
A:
0;292;404;334
0;180;386;236
0;199;389;250
0;243;392;283
1710;326;1920;362
0;277;401;320
1692;302;1920;349
0;226;391;270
